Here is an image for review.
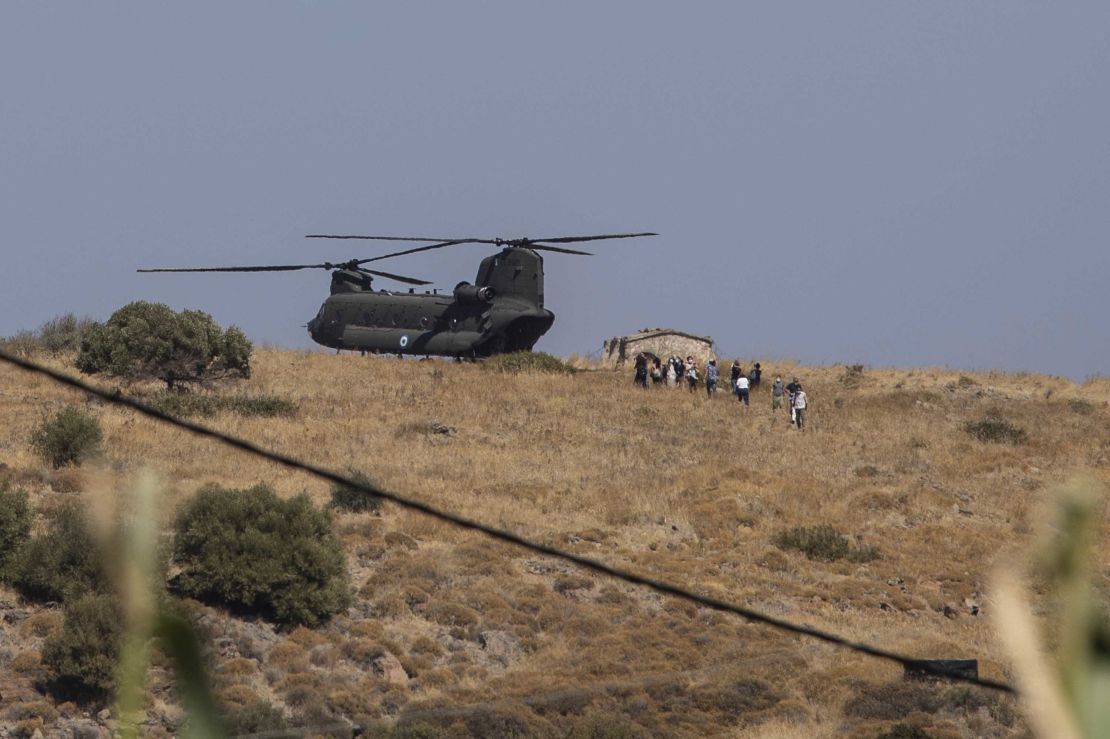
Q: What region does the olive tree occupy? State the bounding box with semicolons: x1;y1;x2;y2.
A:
76;301;251;389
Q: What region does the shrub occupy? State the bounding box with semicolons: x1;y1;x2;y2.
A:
0;486;33;580
330;470;382;514
772;525;879;563
0;330;42;356
223;700;288;735
1068;399;1095;416
876;725;932;739
843;682;942;721
964;416;1027;445
842;364;866;386
14;503;109;602
148;391;296;419
41;594;123;702
76;301;251;389
37;314;97;355
172;484;351;626
483;351;575;374
30;406;103;469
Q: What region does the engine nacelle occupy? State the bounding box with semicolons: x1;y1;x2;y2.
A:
453;281;496;304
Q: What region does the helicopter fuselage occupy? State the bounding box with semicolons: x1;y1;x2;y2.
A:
306;246;555;357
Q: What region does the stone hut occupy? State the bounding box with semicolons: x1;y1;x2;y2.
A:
602;328;714;368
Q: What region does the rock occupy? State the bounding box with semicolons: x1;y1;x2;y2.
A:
56;719;107;739
214;636;239;659
97;708;112;723
943;603;958;619
479;630;521;665
2;609;29;625
372;652;409;685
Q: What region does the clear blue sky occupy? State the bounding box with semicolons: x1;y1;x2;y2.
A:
3;3;1107;379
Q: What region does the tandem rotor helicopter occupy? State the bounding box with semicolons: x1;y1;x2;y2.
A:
139;232;656;358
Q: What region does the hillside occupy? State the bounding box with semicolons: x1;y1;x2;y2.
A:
1;349;1108;738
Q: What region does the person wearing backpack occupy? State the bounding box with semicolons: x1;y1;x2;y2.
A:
685;357;699;392
749;362;762;390
730;361;742;397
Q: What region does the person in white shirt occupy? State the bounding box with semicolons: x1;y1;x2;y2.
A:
685;357;699;392
735;374;750;406
792;385;808;431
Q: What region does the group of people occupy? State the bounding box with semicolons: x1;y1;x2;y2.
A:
632;353;808;430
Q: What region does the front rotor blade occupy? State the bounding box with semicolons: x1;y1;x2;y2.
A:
531;232;658;244
361;269;433;286
528;244;594;255
137;264;332;273
306;235;490;242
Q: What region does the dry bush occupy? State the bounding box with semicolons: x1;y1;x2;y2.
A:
423;600;480;628
964;416;1027;445
772;525;879;563
223;700;288;736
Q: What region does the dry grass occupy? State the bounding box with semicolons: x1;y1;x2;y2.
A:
0;350;1108;736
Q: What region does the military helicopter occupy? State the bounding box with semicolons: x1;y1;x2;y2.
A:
138;232;655;358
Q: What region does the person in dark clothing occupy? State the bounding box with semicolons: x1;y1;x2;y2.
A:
786;377;801;424
730;361;742;397
749;362;762;389
685;357;699;392
634;354;649;389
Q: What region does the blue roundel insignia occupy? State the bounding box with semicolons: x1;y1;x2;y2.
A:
400;335;409;348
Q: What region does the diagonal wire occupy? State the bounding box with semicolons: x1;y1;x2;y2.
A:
0;348;1015;694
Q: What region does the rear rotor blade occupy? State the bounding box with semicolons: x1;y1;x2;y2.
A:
528;244;594;255
531;232;658;244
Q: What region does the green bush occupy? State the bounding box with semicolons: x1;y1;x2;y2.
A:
0;486;33;580
330;470;382;514
13;503;109;602
773;525;879;563
482;351;575;374
30;406;103;469
964;416;1027;445
172;484;351;626
76;301;251;389
148;391;296;419
42;594;123;703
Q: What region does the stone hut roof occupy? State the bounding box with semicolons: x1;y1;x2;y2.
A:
622;327;713;344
